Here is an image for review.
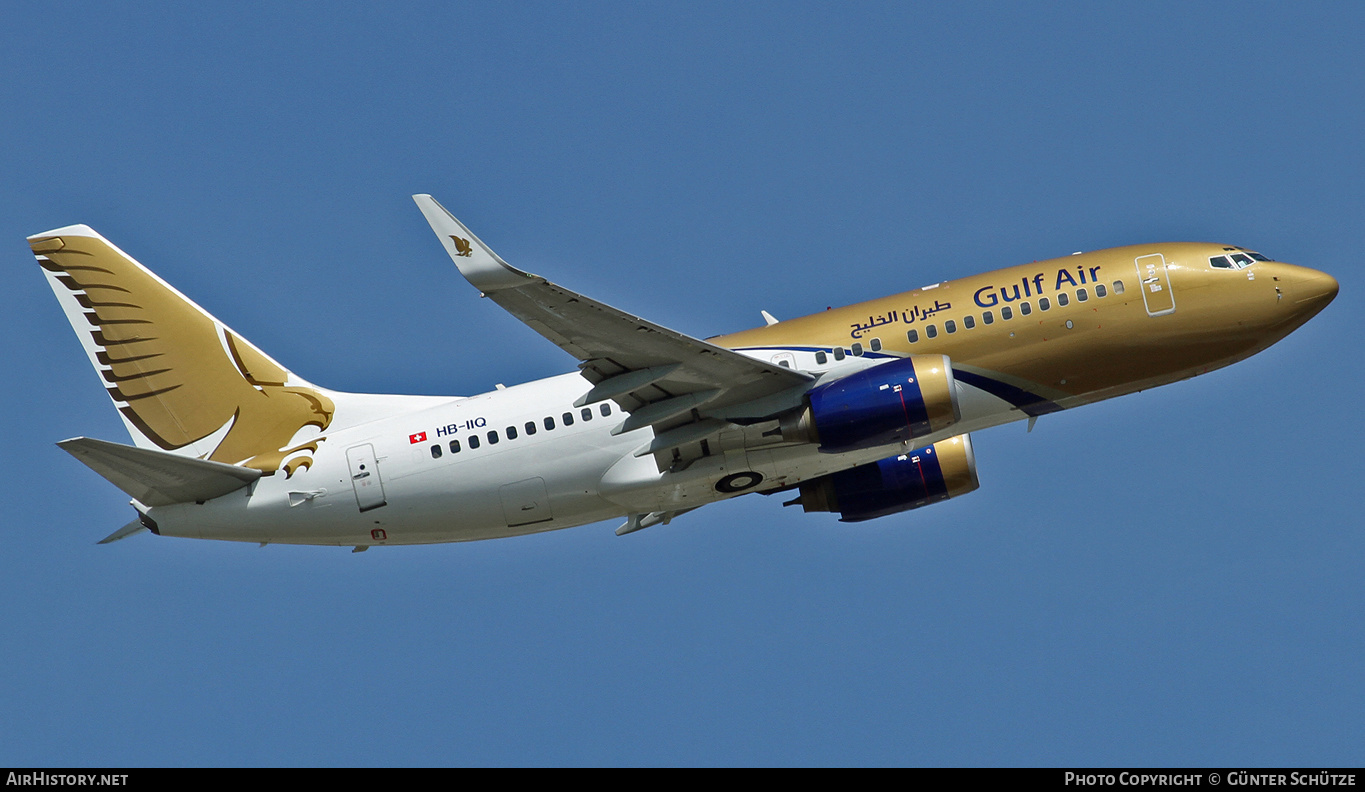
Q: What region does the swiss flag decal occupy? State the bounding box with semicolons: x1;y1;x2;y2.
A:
409;432;427;444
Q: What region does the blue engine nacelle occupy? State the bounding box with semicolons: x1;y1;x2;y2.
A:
781;354;961;454
787;434;979;522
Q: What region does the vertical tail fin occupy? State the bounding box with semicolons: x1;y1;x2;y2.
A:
28;225;335;476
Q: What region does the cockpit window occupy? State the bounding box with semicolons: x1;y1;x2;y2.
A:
1210;252;1260;270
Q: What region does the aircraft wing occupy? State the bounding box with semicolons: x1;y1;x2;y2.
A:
414;195;813;459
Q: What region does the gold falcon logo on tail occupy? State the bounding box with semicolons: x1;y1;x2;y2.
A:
29;229;334;477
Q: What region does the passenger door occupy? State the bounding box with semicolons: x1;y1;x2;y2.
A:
346;444;388;512
1135;253;1176;316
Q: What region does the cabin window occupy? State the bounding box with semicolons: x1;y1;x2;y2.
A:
945;319;957;334
430;444;442;459
833;347;846;360
1210;255;1234;269
1001;306;1013;320
487;430;499;445
1076;288;1088;302
600;403;612;417
1095;284;1108;298
449;439;461;453
963;314;975;329
982;311;994;325
562;411;574;426
815;350;828;364
468;434;481;449
1039;297;1051;311
1230;253;1255;268
926;324;939;339
851;342;864;356
870;338;882;352
525;421;537;436
544;416;555;431
1020;301;1032;316
581;408;592;421
1113;280;1125;295
907;329;919;343
507;425;518;440
1057;292;1069;307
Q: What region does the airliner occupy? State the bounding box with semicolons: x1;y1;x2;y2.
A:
30;196;1338;549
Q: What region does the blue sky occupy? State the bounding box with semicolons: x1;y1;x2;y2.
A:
2;2;1362;766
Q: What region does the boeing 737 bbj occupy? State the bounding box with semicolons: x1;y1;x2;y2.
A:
30;196;1338;549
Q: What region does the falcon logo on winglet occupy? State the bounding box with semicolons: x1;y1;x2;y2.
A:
449;235;473;257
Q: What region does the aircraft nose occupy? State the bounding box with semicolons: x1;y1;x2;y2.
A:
1289;266;1339;311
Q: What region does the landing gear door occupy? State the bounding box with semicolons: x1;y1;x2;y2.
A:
1135;253;1176;316
346;444;387;512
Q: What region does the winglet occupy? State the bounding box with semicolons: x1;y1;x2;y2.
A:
412;194;542;293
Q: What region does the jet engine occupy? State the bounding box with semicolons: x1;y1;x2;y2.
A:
780;354;960;454
787;434;979;522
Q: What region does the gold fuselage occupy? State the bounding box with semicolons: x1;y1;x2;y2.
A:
714;243;1337;411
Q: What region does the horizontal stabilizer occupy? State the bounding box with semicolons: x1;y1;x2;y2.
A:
58;437;263;507
98;519;149;545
